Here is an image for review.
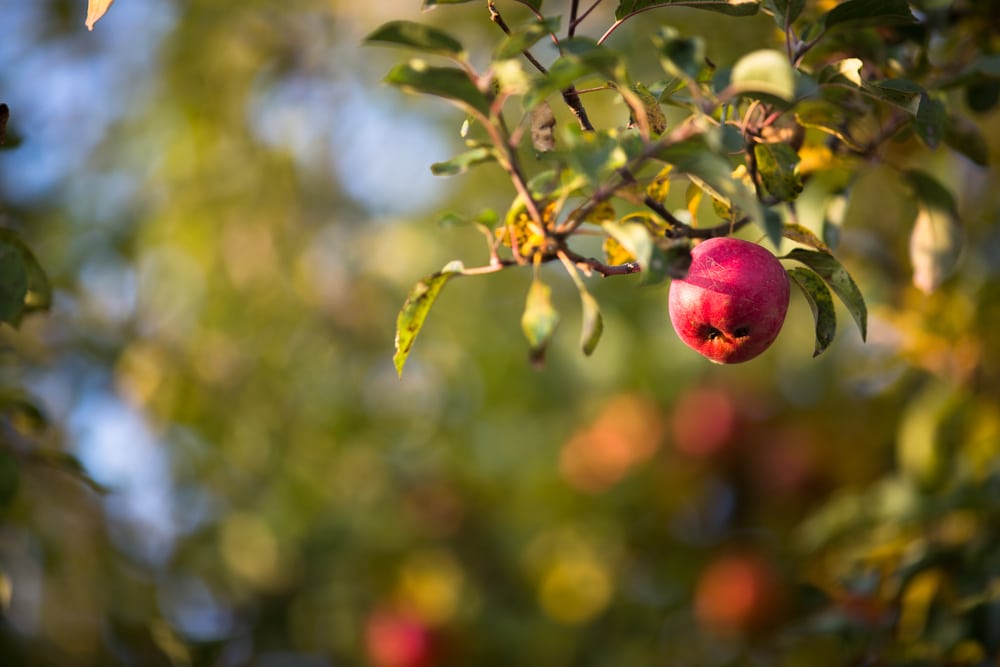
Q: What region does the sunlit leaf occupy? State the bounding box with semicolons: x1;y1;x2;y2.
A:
522;278;560;367
0;229;51;315
85;0;115;31
385;61;491;115
585;201;617;225
822;0;914;30
904;171;962;294
602;222;652;272
394;260;465;377
628;82;667;136
784;248;867;341
730;49;796;102
782;223;830;253
430;146;496;176
754;141;802;202
578;289;603;356
795;100;864;151
788;267;836;357
615;0;760;20
365;21;466;59
646;165;673;202
602;235;636;266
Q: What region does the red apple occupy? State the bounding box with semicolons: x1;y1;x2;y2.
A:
365;609;434;667
694;551;788;637
668;237;789;364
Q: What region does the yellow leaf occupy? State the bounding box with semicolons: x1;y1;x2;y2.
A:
645;165;673;203
86;0;115;31
602;236;636;266
685;182;703;225
584;201;616;225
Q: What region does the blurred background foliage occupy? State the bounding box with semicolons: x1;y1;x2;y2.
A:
1;0;1000;665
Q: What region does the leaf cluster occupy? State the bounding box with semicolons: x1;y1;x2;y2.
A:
368;0;992;374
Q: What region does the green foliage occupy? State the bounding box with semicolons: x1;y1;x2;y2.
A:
787;266;835;356
394;260;466;376
784;248;867;341
375;0;992;368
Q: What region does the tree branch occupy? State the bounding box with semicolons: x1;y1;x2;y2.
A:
560;248;642;276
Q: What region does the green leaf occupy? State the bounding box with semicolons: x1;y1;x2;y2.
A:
615;0;760;20
784;248;867;341
521;278;560;367
788;267;836;357
0;229;52;316
563;127;629;185
763;0;806;25
365;21;466;59
627;82;668;136
754;141;802;202
761;207;784;251
437;208;498;229
657;138;764;232
525;40;625;108
913;93;946;149
385;61;491;115
944;114;989;167
822;0;915;30
782;223;830;253
602;221;653;273
903;171;962;294
578;289;603;356
795;100;864;151
393;260;465;377
863;79;923;115
652;26;705;82
430;146;496;176
495;18;560;61
0;240;28;327
730;49;796;102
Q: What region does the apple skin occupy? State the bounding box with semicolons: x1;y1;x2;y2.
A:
694;551;789;638
365;609;434;667
668;237;790;364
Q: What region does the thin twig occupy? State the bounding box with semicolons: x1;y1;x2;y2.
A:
561;248;642;276
487;1;594;131
571;0;605;33
568;0;580;37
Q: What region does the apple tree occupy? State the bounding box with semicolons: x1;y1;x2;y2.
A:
369;0;991;374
